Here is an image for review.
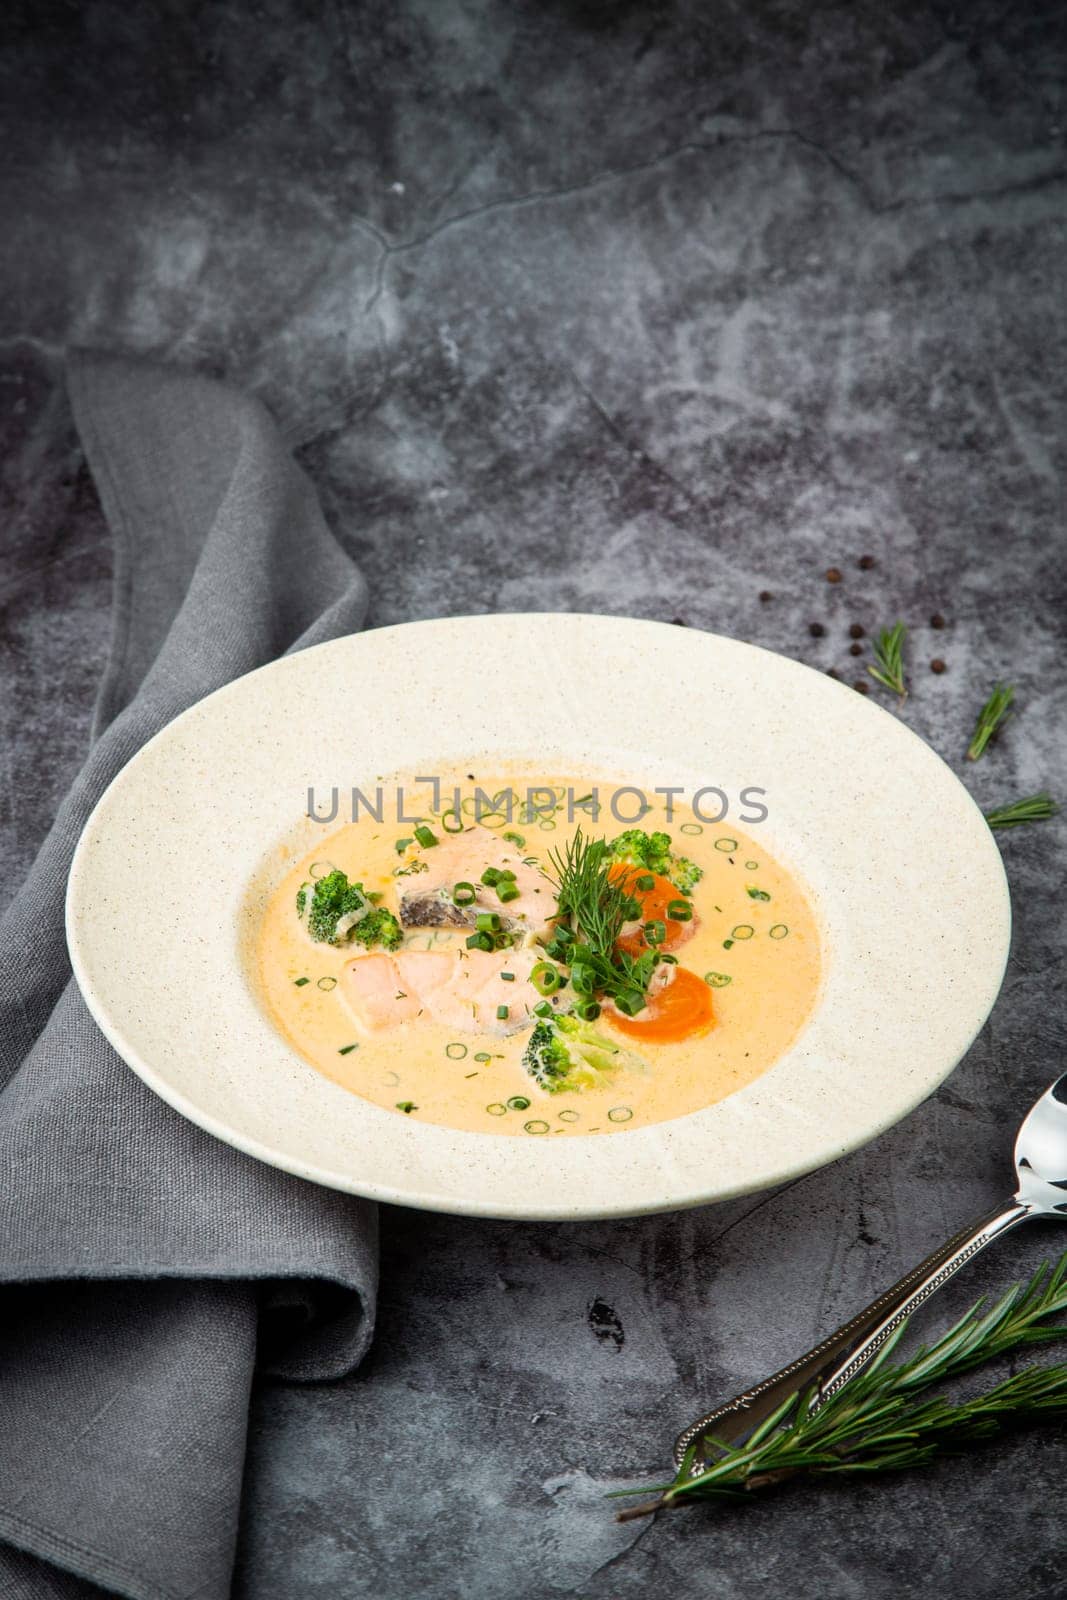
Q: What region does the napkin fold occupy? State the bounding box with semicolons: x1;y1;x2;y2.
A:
0;354;378;1600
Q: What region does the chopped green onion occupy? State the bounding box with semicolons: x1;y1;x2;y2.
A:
714;838;737;853
745;860;759;871
635;873;655;891
441;808;465;833
500;971;515;982
746;886;771;901
607;1106;633;1123
503;831;525;847
445;1042;468;1059
474;1051;492;1062
524;1119;550;1134
338;1043;359;1055
574;999;601;1021
659;952;678;964
396;1101;417;1113
643;919;666;946
614;991;645;1017
569;964;595;995
497;883;520;904
294;976;310;987
558;1109;580;1123
414;824;437;848
705;971;733;988
533;999;554;1018
667;899;692;921
452;881;476;905
481;866;501;886
723;938;734;949
507;1095;531;1111
496;867;517;882
531;962;561;995
680;822;703;835
466;931;494;951
496;1004;510;1021
476;911;502;932
309;861;333;878
731;924;754;940
486;1102;507;1116
769;924;789;939
316;976;337;991
394;838;412;854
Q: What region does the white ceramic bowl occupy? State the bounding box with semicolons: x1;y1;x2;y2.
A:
66;614;1010;1220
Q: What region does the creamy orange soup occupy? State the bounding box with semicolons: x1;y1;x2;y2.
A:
256;770;821;1136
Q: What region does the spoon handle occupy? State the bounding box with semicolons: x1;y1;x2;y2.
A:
673;1198;1030;1468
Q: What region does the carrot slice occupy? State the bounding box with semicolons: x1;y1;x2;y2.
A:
608;966;714;1043
609;865;697;956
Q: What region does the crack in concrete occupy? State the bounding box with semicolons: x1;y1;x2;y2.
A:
356;125;1067;327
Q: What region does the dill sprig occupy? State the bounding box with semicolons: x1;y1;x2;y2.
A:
967;683;1015;761
615;1252;1067;1521
548;828;631;952
984;792;1060;831
867;621;908;702
546;829;657;1007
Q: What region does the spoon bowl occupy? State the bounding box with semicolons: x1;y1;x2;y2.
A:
1014;1072;1067;1214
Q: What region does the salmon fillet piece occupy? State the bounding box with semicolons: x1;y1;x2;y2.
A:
397;827;554;940
340;945;546;1036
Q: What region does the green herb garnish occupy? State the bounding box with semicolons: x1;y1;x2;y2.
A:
867;621;908;701
396;1101;417;1114
546;828;658;1011
615;1251;1067;1522
967;682;1015;761
984;792;1059;830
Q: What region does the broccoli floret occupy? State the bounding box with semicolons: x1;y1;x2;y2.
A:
349;905;403;951
520;1014;647;1095
521;1020;573;1093
298;869;402;950
668;855;702;895
609;829;703;895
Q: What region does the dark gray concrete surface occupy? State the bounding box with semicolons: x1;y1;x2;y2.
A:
2;2;1066;1595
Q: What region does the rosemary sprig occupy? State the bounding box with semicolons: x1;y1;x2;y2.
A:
984;792;1059;831
967;683;1015;761
615;1253;1067;1520
867;621;908;702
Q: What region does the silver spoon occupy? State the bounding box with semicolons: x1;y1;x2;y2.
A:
674;1072;1067;1472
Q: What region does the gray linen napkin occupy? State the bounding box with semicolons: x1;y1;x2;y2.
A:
0;354;378;1600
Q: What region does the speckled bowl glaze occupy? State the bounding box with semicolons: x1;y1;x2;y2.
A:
66;614;1011;1220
